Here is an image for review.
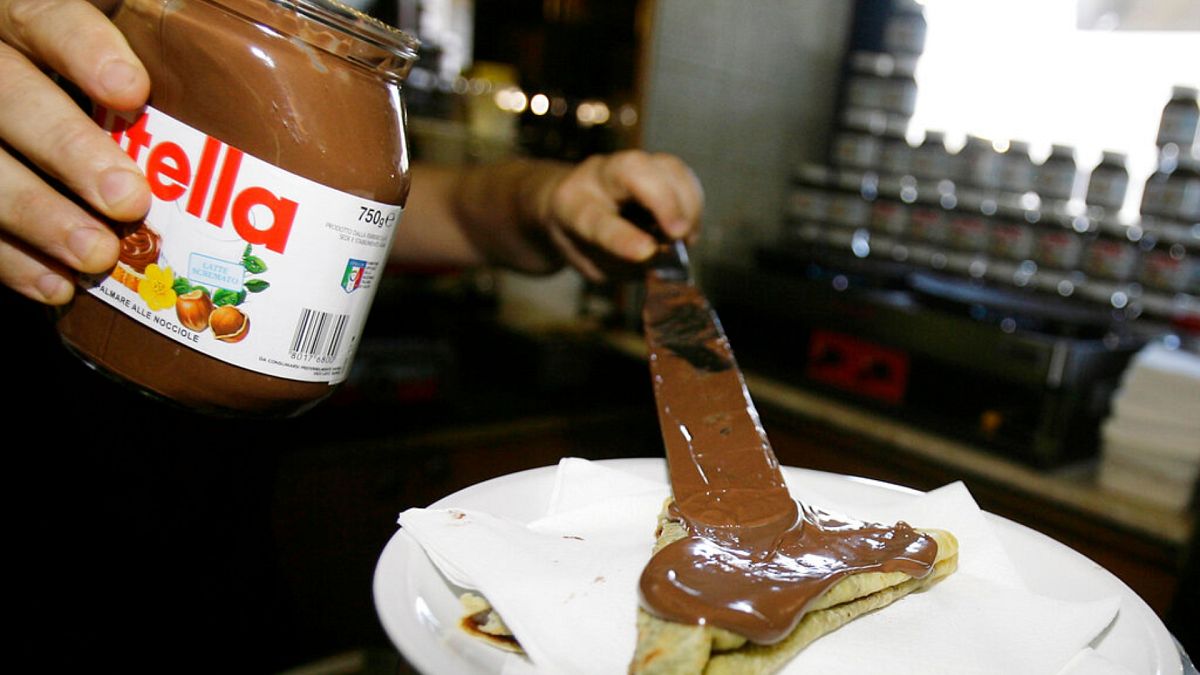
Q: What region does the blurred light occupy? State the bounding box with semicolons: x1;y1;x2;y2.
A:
452;76;469;94
550;97;569;117
851;229;871;258
832;275;850;291
493;86;527;113
992;139;1009;153
530;93;550;116
930;253;947;269
1000;317;1017;333
1072;216;1090;233
618;104;639;127
1111;291;1129;309
469;78;490;96
576;101;611;127
1057;280;1075;296
969;259;987;278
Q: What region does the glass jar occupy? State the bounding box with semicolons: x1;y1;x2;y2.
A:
1036;144;1078;203
55;0;419;416
1156;85;1199;153
1085;151;1130;212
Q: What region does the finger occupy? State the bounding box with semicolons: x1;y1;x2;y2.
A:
0;41;149;220
0;231;78;304
652;154;704;239
0;146;121;273
0;0;149;108
567;200;658;262
547;226;606;283
602;151;702;240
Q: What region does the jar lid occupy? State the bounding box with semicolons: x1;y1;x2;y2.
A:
1170;85;1199;100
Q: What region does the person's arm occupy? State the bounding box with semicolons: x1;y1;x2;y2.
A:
398;152;702;281
0;0;703;305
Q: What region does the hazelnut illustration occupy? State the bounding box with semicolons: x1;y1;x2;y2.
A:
175;290;213;332
209;305;250;343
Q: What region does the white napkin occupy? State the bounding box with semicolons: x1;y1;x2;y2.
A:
397;458;1126;675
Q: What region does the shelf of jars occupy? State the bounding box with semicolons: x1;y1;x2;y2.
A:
782;156;1199;328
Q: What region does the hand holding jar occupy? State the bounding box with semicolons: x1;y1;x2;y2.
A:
0;0;151;305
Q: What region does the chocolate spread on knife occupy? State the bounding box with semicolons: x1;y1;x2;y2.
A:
638;274;938;645
54;0;417;416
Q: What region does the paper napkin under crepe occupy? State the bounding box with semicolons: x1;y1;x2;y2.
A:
397;458;1128;675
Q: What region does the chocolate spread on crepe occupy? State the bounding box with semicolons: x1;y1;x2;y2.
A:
638;275;939;645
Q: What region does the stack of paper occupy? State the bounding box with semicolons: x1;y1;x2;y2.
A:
1098;342;1200;511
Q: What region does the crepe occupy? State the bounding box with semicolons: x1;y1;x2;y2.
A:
628;504;959;675
453;501;958;675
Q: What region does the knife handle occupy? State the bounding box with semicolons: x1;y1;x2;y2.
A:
619;202;691;281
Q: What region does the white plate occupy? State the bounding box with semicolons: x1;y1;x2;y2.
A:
372;458;1183;675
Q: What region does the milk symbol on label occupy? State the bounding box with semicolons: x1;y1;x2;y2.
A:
341;259;367;293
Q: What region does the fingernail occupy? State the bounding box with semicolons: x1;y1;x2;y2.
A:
98;167;144;213
67;226;108;266
36;273;73;304
631;236;658;260
667;219;692;237
99;60;140;98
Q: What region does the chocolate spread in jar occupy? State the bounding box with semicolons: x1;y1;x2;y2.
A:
55;0;418;416
638;278;938;644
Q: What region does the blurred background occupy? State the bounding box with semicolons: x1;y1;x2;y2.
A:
7;0;1198;671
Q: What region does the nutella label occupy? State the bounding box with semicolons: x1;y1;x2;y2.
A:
83;105;403;384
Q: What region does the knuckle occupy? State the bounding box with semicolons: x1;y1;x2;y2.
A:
5;0;56;40
50;117;114;172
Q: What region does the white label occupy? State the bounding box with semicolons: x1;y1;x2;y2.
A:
83;105;403;384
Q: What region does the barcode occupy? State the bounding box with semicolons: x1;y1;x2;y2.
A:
291;308;350;358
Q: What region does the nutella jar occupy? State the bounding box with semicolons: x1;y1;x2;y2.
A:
1140;155;1173;219
1082;219;1144;282
881;55;919;118
786;164;834;223
946;193;991;253
1034;211;1089;271
882;0;927;55
877;116;913;177
831;108;886;170
998;140;1036;195
961;135;1002;194
1156;85;1200;153
844;53;893;111
827;169;874;229
907;189;953;245
56;0;419;416
1162;155;1200;222
1138;223;1199;294
1085;151;1130;213
988;202;1038;261
1036;144;1078;203
911;130;952;183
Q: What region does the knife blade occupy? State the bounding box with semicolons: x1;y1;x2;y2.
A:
640;240;796;535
